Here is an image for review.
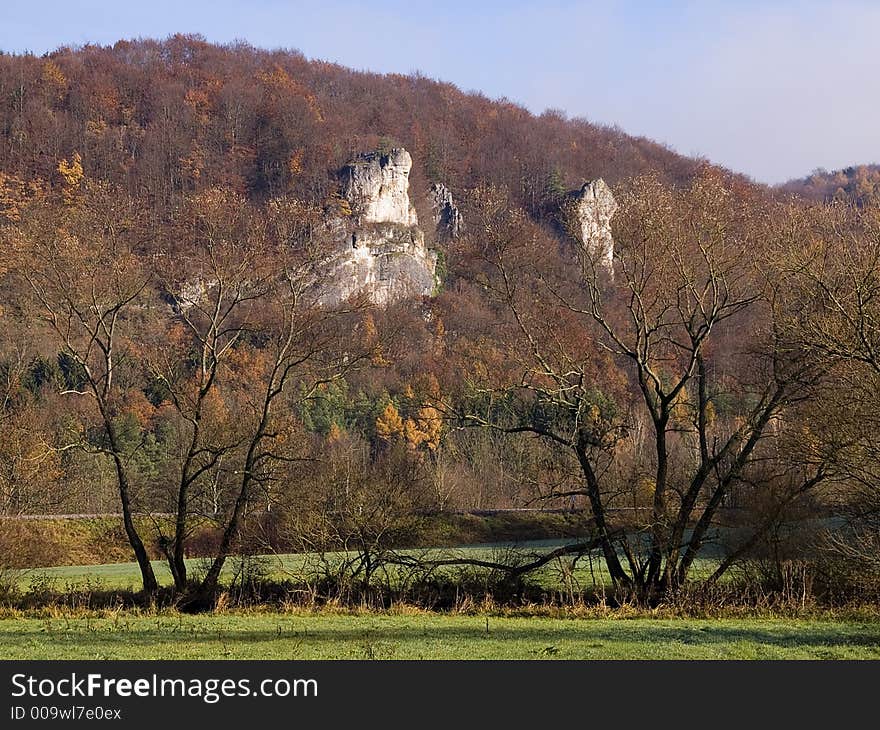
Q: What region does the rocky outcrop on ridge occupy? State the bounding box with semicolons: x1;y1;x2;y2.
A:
340;148;419;227
571;179;617;271
323;148;437;306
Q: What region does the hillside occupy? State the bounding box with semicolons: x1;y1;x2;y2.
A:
0;35;725;528
780;163;880;205
0;34;702;220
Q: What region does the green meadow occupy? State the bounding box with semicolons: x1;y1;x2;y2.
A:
4;547;874;661
1;613;877;660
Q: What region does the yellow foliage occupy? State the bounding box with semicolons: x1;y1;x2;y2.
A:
635;477;656;508
326;193;352;218
705;400;717;426
58;152;83;186
363;314;378;341
670;387;691;422
41;60;67;99
288;148;304;176
58;152;84;204
363;313;391;366
375;402;404;442
85;119;109;137
403;406;443;452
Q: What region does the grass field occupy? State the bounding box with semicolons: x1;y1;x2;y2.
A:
1;613;878;659
13;542;719;593
6;544;874;661
0;512;599;569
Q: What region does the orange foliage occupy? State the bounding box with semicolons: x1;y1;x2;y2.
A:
403;405;443;452
121;388;156;428
375;402;404;442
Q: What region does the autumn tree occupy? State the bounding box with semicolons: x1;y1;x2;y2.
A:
151;194;375;608
456;172;833;599
776;201;880;576
10;182;159;593
145;188;277;591
0;344;64;516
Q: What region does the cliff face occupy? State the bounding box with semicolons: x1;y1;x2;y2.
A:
340;148;419;227
323;160;617;306
572;179;617;271
323;148;437;306
429;183;463;243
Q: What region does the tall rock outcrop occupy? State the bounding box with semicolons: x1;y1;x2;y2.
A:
572;179;617;271
323;148;437;306
429;182;463;242
340;148;419;227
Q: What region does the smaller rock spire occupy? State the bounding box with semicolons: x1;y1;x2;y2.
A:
572;179;616;271
429;182;463;242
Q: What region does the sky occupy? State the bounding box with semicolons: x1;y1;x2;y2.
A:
2;0;878;184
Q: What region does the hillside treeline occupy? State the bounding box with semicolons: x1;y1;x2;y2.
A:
0;35;697;221
781;164;880;207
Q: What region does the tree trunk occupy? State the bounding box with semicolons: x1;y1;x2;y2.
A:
196;471;250;602
109;447;158;594
574;441;631;588
170;470;190;591
189;403;273;610
644;418;669;592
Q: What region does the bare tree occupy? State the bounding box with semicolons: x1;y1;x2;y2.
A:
456;172;832;599
11;184;159;593
147;194;376;609
779;201;880;577
146;189;276;591
191;280;370;604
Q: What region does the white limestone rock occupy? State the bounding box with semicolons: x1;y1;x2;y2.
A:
172;277;215;311
321;147;437;306
321;223;437;307
340;148;419;227
572;179;617;271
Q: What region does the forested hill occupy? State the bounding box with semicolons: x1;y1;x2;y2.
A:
780;164;880;206
0;34;702;215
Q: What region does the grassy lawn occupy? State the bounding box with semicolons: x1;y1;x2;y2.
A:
0;613;878;660
14;543;719;593
8;546;864;661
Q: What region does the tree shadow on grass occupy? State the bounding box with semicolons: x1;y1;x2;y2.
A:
6;622;880;652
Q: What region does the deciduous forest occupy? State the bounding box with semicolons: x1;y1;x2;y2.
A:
1;36;879;613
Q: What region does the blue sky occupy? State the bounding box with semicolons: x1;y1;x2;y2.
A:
3;0;878;184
